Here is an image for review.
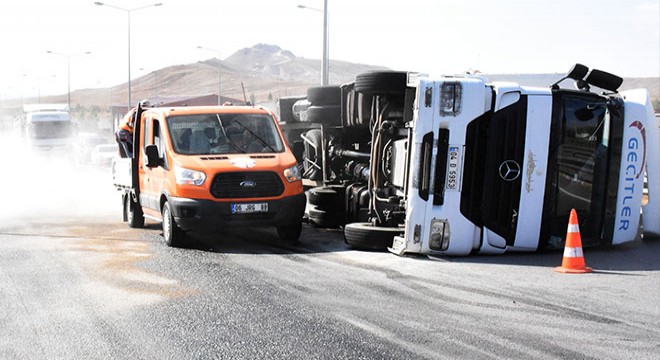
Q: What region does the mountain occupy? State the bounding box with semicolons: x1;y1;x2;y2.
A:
10;44;660;110
66;44;388;108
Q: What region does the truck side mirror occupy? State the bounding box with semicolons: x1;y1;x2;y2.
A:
145;144;160;168
566;63;589;81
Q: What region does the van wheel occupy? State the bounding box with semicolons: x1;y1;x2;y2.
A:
277;223;302;244
344;222;403;250
126;194;144;228
162;201;186;247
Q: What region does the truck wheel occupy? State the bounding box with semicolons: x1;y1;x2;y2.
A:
277;222;302;244
305;105;341;125
307;186;344;210
162;201;186;248
126;194;144;228
355;71;408;95
308;206;342;228
344;222;403;250
307;86;341;106
301;129;324;180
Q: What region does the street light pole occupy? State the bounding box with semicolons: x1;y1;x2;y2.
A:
94;1;163;109
46;50;91;109
297;2;329;85
197;46;222;105
322;0;328;85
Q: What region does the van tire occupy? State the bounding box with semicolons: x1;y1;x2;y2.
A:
126;194;144;228
277;222;302;244
344;222;403;250
162;201;186;248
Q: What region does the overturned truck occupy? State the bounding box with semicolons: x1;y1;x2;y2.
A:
278;65;660;256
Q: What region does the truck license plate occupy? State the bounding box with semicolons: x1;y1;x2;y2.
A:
446;146;461;191
231;202;268;214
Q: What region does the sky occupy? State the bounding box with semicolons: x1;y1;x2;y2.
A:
1;0;658;99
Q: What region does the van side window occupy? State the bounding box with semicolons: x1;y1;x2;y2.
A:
143;117;151;151
153;120;165;158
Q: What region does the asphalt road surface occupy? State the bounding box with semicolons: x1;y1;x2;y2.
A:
0;159;659;359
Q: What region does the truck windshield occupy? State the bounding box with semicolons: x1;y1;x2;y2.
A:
166;113;285;155
27;121;73;139
543;92;621;246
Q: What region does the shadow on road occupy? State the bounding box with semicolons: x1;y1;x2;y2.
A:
432;239;660;272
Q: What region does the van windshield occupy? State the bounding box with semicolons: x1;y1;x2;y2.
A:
166;113;285;155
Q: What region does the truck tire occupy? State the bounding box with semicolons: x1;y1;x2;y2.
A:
306;105;341;125
126;194;144;228
162;201;186;248
277;222;302;244
301;129;324;180
307;186;344;210
355;71;408;95
308;206;342;228
307;86;341;106
344;222;403;250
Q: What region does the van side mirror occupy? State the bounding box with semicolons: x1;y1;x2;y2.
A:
145;144;160;167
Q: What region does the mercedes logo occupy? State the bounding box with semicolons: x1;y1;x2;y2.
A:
498;160;521;181
240;180;257;188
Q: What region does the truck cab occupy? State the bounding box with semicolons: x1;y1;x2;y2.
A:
114;104;306;247
390;65;660;256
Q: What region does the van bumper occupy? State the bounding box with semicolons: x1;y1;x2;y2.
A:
169;194;306;232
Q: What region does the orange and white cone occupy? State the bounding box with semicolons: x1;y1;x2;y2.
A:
554;209;592;274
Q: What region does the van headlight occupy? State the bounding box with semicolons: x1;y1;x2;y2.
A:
429;218;450;251
283;164;302;182
174;165;206;186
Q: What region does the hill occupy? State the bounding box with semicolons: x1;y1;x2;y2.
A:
8;44;660;110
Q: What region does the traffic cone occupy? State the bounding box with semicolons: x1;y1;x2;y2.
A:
554;209;592;274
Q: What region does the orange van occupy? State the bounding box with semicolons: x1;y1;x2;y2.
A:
113;104;305;247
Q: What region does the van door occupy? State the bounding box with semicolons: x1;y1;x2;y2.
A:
139;115;169;218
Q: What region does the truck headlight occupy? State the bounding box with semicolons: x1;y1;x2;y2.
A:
283;164;302;182
429;218;450;251
439;82;461;116
174;166;206;186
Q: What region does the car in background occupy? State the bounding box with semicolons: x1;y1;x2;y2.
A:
75;133;107;164
90;144;118;167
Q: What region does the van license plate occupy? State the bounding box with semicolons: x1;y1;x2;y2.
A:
231;203;268;214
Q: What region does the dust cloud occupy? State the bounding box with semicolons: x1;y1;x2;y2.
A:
0;133;120;223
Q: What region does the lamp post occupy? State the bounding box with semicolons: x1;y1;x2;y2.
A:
45;50;91;109
197;46;222;105
297;1;329;85
94;1;163;109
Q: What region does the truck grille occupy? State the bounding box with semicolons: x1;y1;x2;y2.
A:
210;171;284;198
461;95;527;246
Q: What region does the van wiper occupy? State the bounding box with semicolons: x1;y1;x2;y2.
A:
216;114;245;153
230;121;276;152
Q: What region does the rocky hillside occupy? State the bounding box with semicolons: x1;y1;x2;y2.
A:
13;44;660;110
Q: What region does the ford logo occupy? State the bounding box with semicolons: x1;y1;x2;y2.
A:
240;180;257;188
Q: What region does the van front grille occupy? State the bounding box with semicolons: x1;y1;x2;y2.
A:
210;171;284;198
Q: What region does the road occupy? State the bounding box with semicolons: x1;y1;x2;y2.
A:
0;159;659;359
